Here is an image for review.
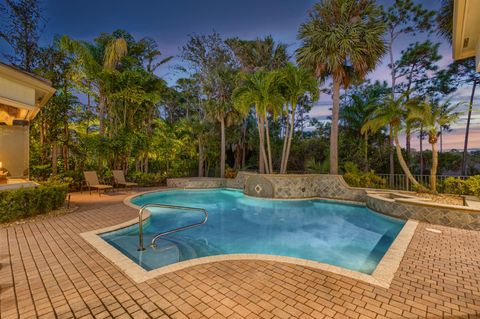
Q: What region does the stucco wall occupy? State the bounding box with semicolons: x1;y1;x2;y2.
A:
0;125;29;178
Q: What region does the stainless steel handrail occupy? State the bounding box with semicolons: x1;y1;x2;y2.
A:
137;204;208;251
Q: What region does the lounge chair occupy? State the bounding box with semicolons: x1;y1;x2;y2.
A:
112;170;138;189
83;171;113;195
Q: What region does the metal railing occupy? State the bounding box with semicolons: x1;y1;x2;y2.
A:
376;174;468;191
137;204;208;251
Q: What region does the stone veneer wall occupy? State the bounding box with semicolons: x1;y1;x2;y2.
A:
168;172;367;201
367;193;480;231
242;172;367;201
166;177;228;189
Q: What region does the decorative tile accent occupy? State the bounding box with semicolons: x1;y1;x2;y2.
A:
244;175;274;198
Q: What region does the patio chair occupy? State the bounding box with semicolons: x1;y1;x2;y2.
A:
112;170;138;189
83;171;113;196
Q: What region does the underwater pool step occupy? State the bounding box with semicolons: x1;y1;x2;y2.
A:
137;203;209;251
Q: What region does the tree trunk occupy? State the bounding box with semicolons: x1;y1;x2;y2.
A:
394;131;420;187
52;145;58;175
364;132;369;172
419;126;424;176
220;116;226;178
198;140;205;177
330;76;341;174
405;122;411;167
439;128;443;154
241;120;247;169
462;80;477;175
280;114;289;173
257;117;266;174
430;139;438;192
389;37;396;98
264;115;273;173
389;125;395;188
283;106;296;173
260;118;269;173
98;95;106;136
144;156;149;173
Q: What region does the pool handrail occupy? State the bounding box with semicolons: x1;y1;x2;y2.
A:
137;203;208;251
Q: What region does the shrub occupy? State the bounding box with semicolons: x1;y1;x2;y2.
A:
343;162;387;189
129;172;166;187
441;175;480;197
0;182;68;223
442;177;467;195
465;176;480;197
225;167;237;179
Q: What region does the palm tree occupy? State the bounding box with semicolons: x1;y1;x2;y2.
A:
297;0;386;174
408;99;461;191
60;35;128;137
233;71;284;174
436;0;453;43
362;94;421;188
226;35;288;72
280;63;319;173
205;67;237;178
340;88;383;171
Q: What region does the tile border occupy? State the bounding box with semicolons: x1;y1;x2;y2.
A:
80;189;418;288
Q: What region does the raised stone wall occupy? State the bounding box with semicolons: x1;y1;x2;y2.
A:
166;177;228;189
167;172;366;201
242;173;367;201
367;193;480;231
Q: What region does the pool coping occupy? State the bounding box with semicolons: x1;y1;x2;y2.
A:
80;188;418;288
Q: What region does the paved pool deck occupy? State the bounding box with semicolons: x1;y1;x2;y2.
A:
1;189;480;319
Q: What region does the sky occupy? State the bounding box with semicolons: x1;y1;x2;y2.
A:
1;0;478;151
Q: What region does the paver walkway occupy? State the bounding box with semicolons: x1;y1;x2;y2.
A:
1;190;480;319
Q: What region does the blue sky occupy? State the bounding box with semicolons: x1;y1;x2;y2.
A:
1;0;478;150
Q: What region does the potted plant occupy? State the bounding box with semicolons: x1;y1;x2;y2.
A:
0;167;8;184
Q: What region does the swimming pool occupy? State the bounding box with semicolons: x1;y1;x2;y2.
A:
101;189;405;274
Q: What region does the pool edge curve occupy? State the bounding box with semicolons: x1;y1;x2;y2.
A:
80;188;418;288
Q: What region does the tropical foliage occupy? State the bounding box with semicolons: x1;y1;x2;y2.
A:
0;0;479;195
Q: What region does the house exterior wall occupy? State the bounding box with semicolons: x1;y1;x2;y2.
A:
0;125;29;178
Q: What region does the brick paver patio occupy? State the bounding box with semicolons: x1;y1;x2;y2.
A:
1;190;480;319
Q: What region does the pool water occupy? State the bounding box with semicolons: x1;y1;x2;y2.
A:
101;189;405;274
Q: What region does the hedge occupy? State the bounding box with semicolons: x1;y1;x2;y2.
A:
0;182;68;223
441;176;480;197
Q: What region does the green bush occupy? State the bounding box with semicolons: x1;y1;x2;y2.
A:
442;175;480;197
442;177;467;195
465;176;480;197
343;162;387;189
0;182;68;223
130;172;166;187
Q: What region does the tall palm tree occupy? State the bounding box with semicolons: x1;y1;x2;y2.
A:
340;90;382;171
408;99;461;191
233;71;284;174
60;35;128;136
362;94;421;188
205;67;237;178
280;63;319;173
297;0;386;174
